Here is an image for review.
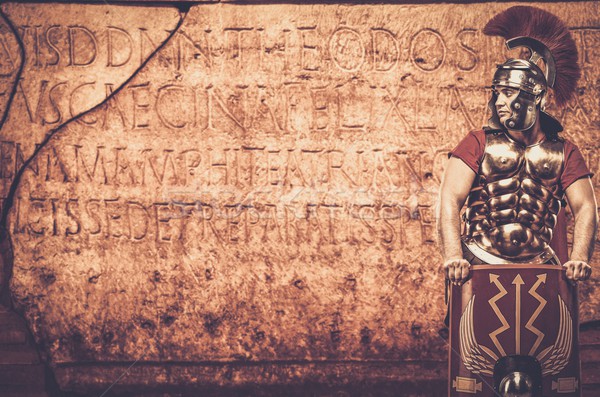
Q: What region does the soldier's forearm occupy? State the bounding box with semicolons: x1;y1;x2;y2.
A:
436;200;463;261
570;204;598;262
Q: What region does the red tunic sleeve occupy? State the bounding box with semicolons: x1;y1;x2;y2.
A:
551;140;593;264
448;130;486;173
561;140;593;191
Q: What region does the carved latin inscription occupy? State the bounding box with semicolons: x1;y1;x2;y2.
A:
5;3;599;373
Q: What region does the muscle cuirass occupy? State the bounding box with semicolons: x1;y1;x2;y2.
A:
462;131;565;264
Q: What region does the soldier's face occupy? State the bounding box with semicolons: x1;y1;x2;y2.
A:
495;87;519;124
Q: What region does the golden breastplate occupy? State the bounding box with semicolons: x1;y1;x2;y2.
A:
462;131;564;264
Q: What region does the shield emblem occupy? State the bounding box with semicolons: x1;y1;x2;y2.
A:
448;264;581;396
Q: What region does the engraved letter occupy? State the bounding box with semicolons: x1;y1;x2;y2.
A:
457;29;479;72
156;85;194;129
68;26;98;66
298;26;320;71
371;28;399;72
410;28;446;72
130;82;151;129
107;26;133;67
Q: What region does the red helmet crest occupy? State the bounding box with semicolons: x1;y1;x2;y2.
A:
484;6;580;107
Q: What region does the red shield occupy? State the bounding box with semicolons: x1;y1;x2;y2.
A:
449;264;580;396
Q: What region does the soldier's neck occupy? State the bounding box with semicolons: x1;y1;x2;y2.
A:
506;119;545;146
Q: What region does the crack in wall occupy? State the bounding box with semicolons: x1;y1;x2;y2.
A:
0;3;188;306
0;5;26;308
0;4;188;392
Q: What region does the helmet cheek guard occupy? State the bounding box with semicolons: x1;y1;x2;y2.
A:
504;90;538;131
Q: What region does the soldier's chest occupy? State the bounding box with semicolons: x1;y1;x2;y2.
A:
480;133;564;188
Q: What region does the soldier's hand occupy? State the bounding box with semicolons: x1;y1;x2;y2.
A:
443;258;471;286
563;260;592;282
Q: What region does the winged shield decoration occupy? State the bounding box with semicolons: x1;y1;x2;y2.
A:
459;294;573;376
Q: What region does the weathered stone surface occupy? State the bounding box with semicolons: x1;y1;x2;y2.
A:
0;11;21;129
3;1;600;391
55;361;446;390
0;3;181;215
0;10;22;293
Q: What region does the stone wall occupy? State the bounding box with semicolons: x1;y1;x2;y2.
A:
0;1;599;393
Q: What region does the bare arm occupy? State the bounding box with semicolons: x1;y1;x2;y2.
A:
564;177;598;281
436;157;476;284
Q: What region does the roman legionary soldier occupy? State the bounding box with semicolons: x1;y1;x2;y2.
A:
437;6;597;396
437;5;597;285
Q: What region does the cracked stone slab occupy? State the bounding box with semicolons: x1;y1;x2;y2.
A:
4;1;600;391
0;2;181;215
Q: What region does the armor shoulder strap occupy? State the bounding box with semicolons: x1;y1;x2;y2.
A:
483;126;504;135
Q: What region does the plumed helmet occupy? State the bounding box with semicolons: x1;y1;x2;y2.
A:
483;6;581;134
